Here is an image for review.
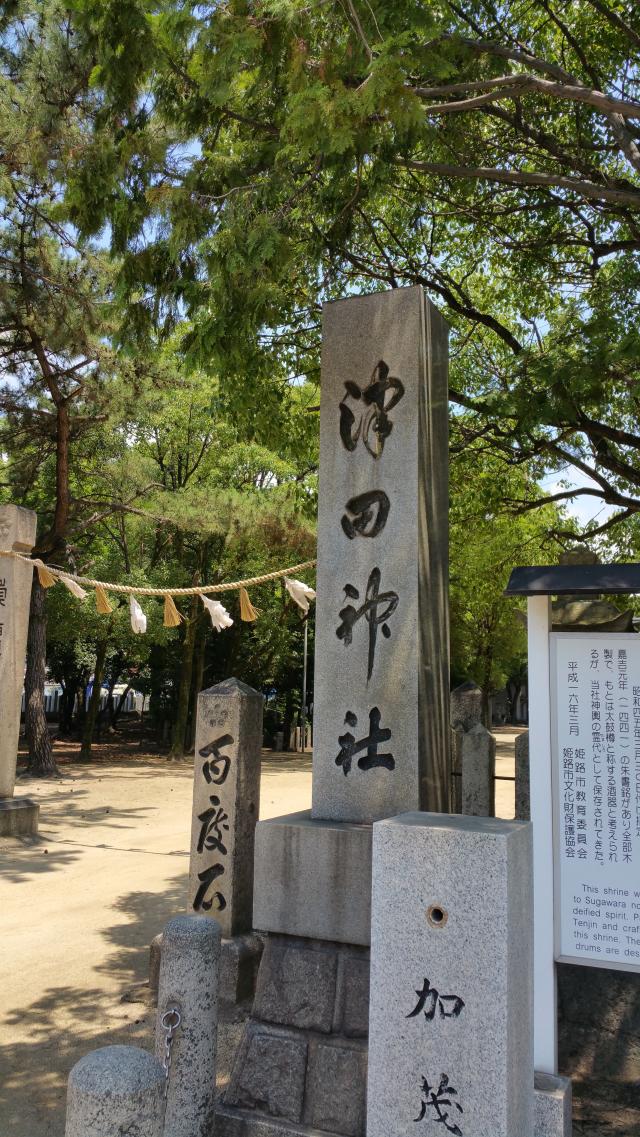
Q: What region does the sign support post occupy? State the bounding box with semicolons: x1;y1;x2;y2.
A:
527;594;558;1074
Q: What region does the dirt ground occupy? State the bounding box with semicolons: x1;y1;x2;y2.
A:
0;728;637;1136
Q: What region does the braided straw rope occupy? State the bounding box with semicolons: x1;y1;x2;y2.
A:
0;549;317;597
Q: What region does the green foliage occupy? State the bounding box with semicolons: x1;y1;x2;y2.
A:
66;0;640;538
449;440;568;698
4;2;636;760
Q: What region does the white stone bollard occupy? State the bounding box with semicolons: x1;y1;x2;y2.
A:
155;914;221;1137
65;1045;165;1137
368;812;533;1137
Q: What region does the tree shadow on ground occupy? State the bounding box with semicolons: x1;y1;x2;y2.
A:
0;795;166;880
0;846;82;882
96;871;188;984
0;870;187;1137
558;964;640;1134
16;759;195;784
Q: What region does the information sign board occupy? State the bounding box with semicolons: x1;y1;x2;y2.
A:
551;633;640;972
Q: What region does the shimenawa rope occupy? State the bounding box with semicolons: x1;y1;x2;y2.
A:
0;550;317;598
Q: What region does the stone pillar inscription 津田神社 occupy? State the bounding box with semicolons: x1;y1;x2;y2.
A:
312;287;450;822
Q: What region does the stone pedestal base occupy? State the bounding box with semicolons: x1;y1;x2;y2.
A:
217;935;369;1137
215;1105;345;1137
253;813;372;946
149;931;263;1006
534;1071;572;1136
0;796;39;836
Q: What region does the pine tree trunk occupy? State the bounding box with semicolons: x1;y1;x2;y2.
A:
25;577;57;777
169;596;199;759
80;638;108;760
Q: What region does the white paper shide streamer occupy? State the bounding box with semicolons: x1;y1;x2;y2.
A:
201;595;234;632
129;595;147;635
60;575;88;600
284;577;316;613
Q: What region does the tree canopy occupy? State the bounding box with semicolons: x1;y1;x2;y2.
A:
66;0;640;537
2;1;635;770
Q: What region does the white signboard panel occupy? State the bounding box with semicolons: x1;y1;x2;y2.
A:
551;633;640;973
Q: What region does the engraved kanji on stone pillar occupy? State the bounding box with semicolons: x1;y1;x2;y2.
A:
189;678;262;938
0;505;37;800
312;287;450;822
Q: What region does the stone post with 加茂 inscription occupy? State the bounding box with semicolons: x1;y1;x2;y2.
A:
368;812;534;1137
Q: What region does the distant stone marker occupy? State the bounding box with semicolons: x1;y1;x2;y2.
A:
312;287;450;821
0;504;38;836
189;677;262;939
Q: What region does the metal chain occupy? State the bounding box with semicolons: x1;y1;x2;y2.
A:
160;1007;182;1099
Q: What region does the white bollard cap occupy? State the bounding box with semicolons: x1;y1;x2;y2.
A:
65;1045;165;1137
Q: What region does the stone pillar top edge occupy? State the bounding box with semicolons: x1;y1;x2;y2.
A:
257;809;373;831
199;676;262;698
0;504;37;553
320;284;450;324
375;811;532;836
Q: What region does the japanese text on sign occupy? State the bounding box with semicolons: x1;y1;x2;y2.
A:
552;635;640;972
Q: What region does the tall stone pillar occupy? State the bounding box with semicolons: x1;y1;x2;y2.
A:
218;288;450;1137
312;286;450;820
0;504;39;835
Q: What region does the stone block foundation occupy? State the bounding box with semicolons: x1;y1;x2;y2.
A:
216;935;369;1137
0;796;39;836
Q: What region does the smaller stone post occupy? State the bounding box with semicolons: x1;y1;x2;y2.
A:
65;1046;165;1137
461;723;496;816
450;681;495;817
368;812;533;1137
189;677;263;935
0;504;38;835
155;914;221;1137
515;729;530;820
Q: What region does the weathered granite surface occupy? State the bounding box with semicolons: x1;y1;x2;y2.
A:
218;936;370;1137
534;1071;572;1137
368;812;533;1137
190;678;262;937
450;681;483;732
253;812;372;946
150;930;263;1006
0;505;36;800
460;722;495;816
312;287;449;822
0;796;39;836
65;1045;165;1137
155;915;220;1137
